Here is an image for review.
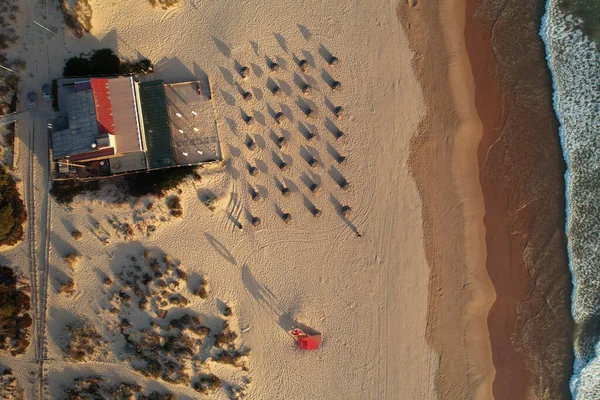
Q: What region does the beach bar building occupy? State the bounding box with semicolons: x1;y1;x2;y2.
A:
51;76;221;180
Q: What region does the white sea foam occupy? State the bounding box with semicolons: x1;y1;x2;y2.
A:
541;0;600;398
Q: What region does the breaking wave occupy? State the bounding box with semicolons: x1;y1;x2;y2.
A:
541;0;600;398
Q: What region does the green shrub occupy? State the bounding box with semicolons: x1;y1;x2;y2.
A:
50;180;100;204
63;48;153;77
0;167;26;246
51;79;58;111
122;166;197;197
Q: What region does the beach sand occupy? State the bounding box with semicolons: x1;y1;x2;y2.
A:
4;0;443;398
0;0;573;398
398;0;496;398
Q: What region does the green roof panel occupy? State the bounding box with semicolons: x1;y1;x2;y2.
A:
138;80;175;169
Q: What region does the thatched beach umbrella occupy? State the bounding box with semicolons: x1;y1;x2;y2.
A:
310;183;320;195
305;107;313;118
270;61;280;72
251;216;261;227
240;66;250;79
335;129;344;140
279;161;289;171
282;213;292;223
308;157;318;168
251;189;261;201
272;85;281;96
275;112;285;124
244;115;255;125
342;205;352;217
334;106;344;119
328;56;339;66
248;166;258;176
306;130;315;141
339;179;350;190
281;187;291;197
299;59;309;72
311;207;322;217
337;155;347;165
247;138;257;150
330;81;341;91
302;84;312;95
243;91;253;101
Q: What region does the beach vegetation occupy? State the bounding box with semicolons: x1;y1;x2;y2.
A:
63;48;153;77
64;322;107;362
193;374;221;395
201;193;217;211
60;0;92;39
64;377;144;399
0;367;23;399
167;196;182;217
122;166;198;197
58;279;75;295
148;0;180;10
50;179;100;205
0;265;31;356
0;167;26;247
63;251;81;268
51;79;58;111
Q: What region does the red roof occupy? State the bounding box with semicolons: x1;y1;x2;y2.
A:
297;334;322;351
69;147;115;162
90;78;115;135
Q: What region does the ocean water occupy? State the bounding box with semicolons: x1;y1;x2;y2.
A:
541;1;600;399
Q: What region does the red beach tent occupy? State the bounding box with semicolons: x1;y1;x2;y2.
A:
297;334;322;350
290;328;322;351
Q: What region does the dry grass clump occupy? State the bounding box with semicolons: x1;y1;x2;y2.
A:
60;0;92;38
107;216;134;240
108;249;251;390
194;279;209;299
65;377;146;399
215;323;238;349
148;0;180;9
0;367;23;399
0;266;31;356
213;348;251;370
58;279;75;295
64;322;108;362
201;193;218;211
193;374;221;395
166;196;182;218
63;251;81;268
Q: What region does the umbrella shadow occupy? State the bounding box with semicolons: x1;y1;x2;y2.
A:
242;265;312;334
205;233;236;265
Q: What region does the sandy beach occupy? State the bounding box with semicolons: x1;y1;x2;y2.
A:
0;0;576;398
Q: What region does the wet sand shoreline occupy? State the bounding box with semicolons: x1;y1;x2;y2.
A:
465;0;574;398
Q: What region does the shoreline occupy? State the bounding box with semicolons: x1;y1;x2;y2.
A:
398;0;495;398
465;0;574;398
